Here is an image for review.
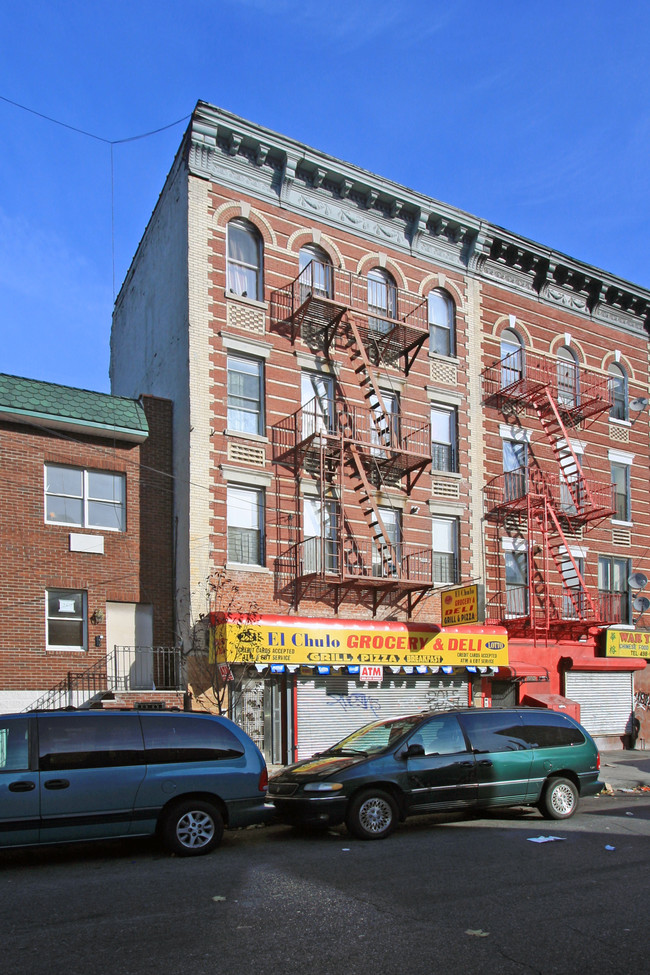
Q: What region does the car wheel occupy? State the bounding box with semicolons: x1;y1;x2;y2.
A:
539;777;579;820
162;800;224;856
346;789;398;840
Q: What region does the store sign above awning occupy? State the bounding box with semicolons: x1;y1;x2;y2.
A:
211;614;508;668
440;584;484;626
604;629;650;659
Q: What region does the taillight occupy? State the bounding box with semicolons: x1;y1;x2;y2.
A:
596;752;601;770
258;767;269;792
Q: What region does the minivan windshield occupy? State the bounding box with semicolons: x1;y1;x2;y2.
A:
327;715;423;756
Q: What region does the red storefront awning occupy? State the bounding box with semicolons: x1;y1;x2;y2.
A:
560;656;647;672
497;661;550;681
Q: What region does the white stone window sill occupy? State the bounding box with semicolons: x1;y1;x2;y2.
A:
224;291;268;311
225;563;272;574
224;429;269;444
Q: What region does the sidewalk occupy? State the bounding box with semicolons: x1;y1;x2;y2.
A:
598;750;650;793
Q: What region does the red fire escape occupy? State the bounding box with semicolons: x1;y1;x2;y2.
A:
482;352;616;640
271;260;434;615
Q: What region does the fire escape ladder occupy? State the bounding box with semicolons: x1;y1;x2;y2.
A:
533;388;596;520
345;318;393;450
526;494;550;636
347;444;397;575
541;497;599;620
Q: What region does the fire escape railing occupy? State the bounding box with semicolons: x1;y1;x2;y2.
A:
276;538;435;587
482;351;615;635
271;261;428;368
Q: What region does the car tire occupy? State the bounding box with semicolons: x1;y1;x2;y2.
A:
162;799;224;856
539;777;579;820
346;789;398;840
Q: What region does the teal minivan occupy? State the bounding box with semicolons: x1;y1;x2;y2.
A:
0;710;272;855
268;707;602;840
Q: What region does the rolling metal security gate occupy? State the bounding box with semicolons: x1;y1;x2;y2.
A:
295;675;468;760
564;671;634;738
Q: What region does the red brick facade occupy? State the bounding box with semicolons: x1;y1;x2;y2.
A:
0;394;175;709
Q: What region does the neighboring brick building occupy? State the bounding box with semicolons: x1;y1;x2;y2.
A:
0;374;176;712
110;101;650;761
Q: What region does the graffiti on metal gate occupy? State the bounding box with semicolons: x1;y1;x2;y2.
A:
326;693;382;717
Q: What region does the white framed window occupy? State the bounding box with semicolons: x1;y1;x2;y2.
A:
46;589;87;650
303;497;339;574
45;466;125;531
371;388;400;455
431;405;457;472
608;363;628;421
372;506;401;577
428;289;455;357
299;244;332;300
226;218;263;300
432;516;459;585
611;461;631;522
502;437;527;502
505;551;528;617
557;347;579;408
227;486;265;566
500;328;524;388
301;371;335;439
227;355;264;435
599;555;631;625
367;267;397;334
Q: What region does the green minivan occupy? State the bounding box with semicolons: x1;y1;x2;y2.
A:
268;707;602;840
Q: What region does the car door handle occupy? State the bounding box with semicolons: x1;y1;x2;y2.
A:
44;779;70;790
478;760;493;767
458;761;474;767
9;780;36;792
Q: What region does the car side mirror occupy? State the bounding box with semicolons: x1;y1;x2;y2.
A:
405;743;425;758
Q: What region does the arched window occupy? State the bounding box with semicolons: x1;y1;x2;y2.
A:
367;267;397;334
428;289;455;357
299;243;332;300
557;346;579;408
500;328;524;388
608;363;628;421
226;218;263;300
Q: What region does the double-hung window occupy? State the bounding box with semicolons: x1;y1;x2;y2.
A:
611;460;631;522
431;406;457;472
599;556;631;624
303;497;339;575
45;466;125;531
226;219;263;300
428;290;455;357
502;437;527;503
227;486;264;566
432;517;459;585
608;364;628;421
372;507;401;577
46;589;87;650
505;551;528;617
227;355;264;435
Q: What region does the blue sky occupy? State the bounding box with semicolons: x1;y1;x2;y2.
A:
1;0;649;393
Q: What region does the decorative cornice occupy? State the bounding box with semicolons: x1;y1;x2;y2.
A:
187;102;650;336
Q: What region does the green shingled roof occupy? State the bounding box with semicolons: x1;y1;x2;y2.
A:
0;373;148;438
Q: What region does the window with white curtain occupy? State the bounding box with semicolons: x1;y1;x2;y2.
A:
227;219;263;299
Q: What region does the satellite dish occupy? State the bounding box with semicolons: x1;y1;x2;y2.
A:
633;595;650;613
628;572;648;591
629;397;649;413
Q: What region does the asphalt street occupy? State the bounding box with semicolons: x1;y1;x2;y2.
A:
2;785;649;975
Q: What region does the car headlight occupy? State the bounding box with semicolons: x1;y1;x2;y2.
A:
303;782;344;792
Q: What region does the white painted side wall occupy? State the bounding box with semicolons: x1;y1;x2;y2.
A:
110;162;194;646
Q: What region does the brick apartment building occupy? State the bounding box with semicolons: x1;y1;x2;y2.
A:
0;374;176;712
110;101;650;762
